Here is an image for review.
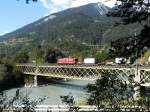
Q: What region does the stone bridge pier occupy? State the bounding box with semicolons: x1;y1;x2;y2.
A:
24;75;38;87
33;75;37;87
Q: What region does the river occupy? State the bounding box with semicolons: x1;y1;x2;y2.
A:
5;79;94;105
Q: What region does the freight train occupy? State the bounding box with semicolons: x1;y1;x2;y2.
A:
57;56;150;65
57;58;97;64
57;57;128;65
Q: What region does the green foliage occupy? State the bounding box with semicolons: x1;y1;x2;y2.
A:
70;51;87;62
108;0;150;60
110;0;150;24
109;26;150;62
30;45;64;64
45;49;64;63
14;51;29;63
86;74;132;110
0;62;25;92
0;65;7;81
95;50;109;62
60;93;79;112
0;89;45;111
60;94;75;106
31;45;44;63
102;22;143;44
109;38;129;58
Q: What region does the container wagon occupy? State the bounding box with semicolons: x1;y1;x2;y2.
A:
83;58;96;64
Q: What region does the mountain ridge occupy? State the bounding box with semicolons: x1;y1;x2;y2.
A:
1;2;110;38
0;2;143;55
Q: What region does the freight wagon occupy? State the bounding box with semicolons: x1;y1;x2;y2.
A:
83;58;96;64
57;58;79;64
115;57;126;64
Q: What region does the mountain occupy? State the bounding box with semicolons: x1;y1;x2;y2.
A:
1;2;110;38
56;2;110;16
0;2;143;55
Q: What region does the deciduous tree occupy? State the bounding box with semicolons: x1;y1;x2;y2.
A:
60;93;79;112
86;74;132;111
109;0;150;60
14;51;29;63
0;89;45;111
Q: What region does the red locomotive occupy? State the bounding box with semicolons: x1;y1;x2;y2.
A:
57;58;79;64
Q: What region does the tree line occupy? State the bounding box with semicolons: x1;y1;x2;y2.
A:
109;0;150;62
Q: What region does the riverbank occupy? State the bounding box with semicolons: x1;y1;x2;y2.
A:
4;80;93;105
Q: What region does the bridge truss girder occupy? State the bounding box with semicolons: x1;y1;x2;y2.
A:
16;65;137;83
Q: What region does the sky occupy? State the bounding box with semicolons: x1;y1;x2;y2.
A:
0;0;116;35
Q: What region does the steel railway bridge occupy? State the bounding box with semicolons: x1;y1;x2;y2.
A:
16;64;150;99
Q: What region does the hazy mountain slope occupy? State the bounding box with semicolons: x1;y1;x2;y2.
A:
0;2;143;54
1;2;109;39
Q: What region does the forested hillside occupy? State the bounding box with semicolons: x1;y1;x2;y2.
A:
0;3;143;56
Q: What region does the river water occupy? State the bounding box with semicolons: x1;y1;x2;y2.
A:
5;80;94;105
